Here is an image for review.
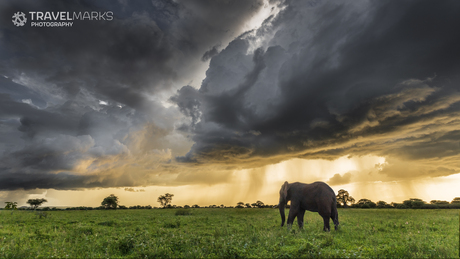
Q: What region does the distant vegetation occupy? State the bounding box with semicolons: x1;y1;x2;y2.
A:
335;189;460;209
4;190;460;211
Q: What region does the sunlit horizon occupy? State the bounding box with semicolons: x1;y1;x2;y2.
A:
16;155;460;208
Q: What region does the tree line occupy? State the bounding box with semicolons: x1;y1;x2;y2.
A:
336;189;460;209
4;190;460;211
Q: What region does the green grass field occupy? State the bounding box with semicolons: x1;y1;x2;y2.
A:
0;208;458;258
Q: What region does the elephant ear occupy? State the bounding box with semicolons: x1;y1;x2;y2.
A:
281;181;289;201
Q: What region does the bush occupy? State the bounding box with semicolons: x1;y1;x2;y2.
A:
117;235;135;255
163;219;180;228
175;209;192;216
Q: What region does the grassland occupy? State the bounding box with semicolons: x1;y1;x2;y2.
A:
0;208;458;258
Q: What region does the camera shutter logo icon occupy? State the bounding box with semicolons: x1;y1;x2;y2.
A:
12;12;27;27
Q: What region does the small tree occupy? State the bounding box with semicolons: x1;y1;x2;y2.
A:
236;202;244;208
336;189;355;208
4;202;18;214
27;198;47;210
403;198;425;209
5;201;18;210
355;199;376;208
101;194;119;209
451;197;460;204
157;193;174;208
252;200;264;208
376;201;388;208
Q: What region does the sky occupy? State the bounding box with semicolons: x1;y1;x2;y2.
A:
1;0;459;207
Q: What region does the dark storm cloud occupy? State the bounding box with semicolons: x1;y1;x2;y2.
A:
0;0;265;191
201;45;220;62
174;0;460;177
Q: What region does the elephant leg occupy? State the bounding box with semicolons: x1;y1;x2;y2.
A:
331;206;339;230
297;209;305;229
322;216;331;232
287;204;299;226
319;207;331;232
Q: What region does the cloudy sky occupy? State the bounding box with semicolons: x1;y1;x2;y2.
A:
1;0;459;207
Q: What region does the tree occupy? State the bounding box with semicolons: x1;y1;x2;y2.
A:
101;194;119;209
355;199;376;208
5;201;18;210
451;197;460;204
4;202;18;214
157;193;174;208
236;202;244;208
336;189;355;208
430;200;449;205
252;200;264;208
27;198;48;210
376;201;389;208
403;198;425;208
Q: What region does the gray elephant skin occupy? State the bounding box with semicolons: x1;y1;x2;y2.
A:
279;181;339;231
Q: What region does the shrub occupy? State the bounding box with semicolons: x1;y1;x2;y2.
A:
163;219;181;228
175;209;192;216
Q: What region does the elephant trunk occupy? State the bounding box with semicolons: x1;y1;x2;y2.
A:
279;202;286;227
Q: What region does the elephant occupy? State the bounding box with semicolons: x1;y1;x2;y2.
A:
279;181;339;231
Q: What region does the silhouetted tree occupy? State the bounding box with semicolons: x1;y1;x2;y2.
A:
355;199;376;208
27;198;48;210
430;200;449;205
391;202;406;209
251;200;265;208
236;202;244;208
336;189;355;208
451;197;460;204
403;198;425;208
4;202;18;214
376;201;390;208
157;193;174;208
4;201;17;210
101;194;119;209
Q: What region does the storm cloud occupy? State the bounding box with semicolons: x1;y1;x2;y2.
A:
173;0;460;177
0;0;265;190
1;0;460;194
